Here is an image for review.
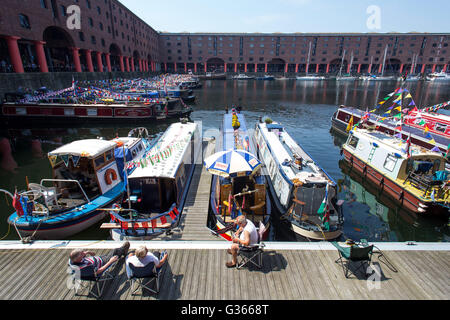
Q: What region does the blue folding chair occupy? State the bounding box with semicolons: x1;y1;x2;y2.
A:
127;261;163;295
68;259;116;298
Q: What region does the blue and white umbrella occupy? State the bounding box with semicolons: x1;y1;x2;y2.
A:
203;149;261;177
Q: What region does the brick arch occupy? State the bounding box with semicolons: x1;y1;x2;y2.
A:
109;43;122;71
267;58;286;72
42;26;76;72
385;58;402;73
206;57;224;72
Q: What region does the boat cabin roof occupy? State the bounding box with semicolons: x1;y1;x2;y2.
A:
351;129;443;159
222;112;255;153
128;122;197;179
259;122;331;183
48;139;117;158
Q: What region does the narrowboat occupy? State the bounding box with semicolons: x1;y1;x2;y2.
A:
198;72;226;80
6;132;152;240
296;75;326;80
331;106;450;154
255;75;275;80
341;128;450;216
153;97;193;118
254;120;344;240
1;92;167;124
232;74;254;80
103;120;201;240
207;110;271;241
178;79;202;89
426;71;450;81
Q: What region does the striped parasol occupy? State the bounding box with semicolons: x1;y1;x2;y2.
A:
203;149;261;178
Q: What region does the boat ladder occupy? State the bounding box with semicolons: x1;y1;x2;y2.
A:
367;146;377;163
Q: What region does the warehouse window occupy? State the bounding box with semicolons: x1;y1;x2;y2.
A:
19;14;31;29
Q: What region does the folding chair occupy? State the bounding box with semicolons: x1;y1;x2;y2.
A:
67;259;116;298
237;222;266;269
28;183;58;207
127;262;162;295
332;241;374;279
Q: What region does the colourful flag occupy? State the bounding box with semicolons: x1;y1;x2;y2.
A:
346;115;354;133
12;191;24;216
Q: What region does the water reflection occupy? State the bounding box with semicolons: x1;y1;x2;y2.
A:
338;160;449;242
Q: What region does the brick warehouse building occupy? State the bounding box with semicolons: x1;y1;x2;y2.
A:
160;33;450;75
0;0;160;73
0;0;449;76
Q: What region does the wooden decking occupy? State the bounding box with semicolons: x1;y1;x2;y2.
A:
0;243;448;300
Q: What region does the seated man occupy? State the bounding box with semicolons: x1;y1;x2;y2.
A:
69;241;130;278
125;245;168;277
226;215;258;268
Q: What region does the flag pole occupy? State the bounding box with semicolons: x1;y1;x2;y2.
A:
122;143;132;215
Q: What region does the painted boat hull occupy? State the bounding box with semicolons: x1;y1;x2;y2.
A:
253;125;343;241
341;148;449;217
209;178;271;242
9;209;108;240
109;162;196;241
108;122;201;241
8;182;125;240
0;103;166;124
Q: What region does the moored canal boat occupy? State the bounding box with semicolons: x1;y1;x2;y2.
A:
331;106;450;155
206;110;271;241
102;120;201;240
1;91;168;124
5;132;152;240
254;120;344;240
198;72;227;80
341;128;450;216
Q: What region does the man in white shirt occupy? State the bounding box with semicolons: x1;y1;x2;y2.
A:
126;245;168;277
226;215;258;268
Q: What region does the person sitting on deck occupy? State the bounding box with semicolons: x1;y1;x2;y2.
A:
69;241;130;277
226;215;258;268
125;245;168;277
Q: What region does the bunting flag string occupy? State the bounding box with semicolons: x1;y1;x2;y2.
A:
126;126;194;169
18;73;199;105
420;100;450;113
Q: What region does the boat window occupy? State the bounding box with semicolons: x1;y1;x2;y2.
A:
383;154;398;172
433;159;441;173
94;154;105;168
105;150;114;162
347;135;359;149
406;158;414;174
435;123;447;133
413;160;433;174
